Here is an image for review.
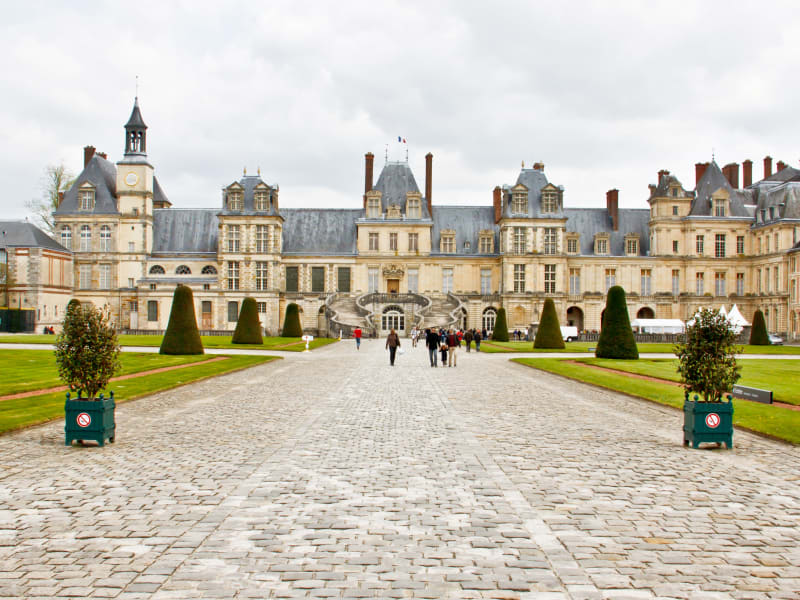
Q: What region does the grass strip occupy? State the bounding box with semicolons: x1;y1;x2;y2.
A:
513;358;800;444
480;340;800;355
0;354;278;435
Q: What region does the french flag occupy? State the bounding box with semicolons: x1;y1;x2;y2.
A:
397;136;406;143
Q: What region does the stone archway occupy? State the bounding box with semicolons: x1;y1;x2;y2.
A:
637;307;655;319
566;306;584;330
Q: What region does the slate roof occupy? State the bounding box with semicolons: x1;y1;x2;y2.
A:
152;209;218;254
56;154;119;215
125;97;147;129
372;162;430;218
691;161;752;218
500;168;565;218
280;209;361;255
431;206;498;255
153;177;169;205
0;221;70;253
220;175;280;216
565;208;651;256
751;166;800;221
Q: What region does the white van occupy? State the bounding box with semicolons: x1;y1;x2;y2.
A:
560;326;579;342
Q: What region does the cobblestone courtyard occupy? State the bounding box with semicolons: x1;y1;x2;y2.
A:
1;341;798;599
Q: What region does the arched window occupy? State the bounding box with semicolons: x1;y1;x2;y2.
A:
201;265;217;275
100;225;112;252
149;265;165;275
175;265;191;275
482;307;497;332
79;225;91;252
381;305;405;331
60;226;71;249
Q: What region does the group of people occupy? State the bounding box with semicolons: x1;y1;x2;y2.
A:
420;327;484;368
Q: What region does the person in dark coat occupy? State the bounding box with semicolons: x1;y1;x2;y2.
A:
474;328;482;352
425;328;439;367
464;329;473;352
385;328;400;366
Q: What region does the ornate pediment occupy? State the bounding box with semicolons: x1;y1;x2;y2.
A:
382;264;405;278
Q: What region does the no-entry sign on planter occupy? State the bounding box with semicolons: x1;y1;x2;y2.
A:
705;413;720;429
76;412;91;428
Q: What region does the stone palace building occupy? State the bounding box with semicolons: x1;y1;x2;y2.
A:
6;98;799;339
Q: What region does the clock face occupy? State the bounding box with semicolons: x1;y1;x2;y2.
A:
125;172;138;186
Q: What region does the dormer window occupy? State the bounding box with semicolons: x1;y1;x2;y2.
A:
440;230;455;253
479;231;494;254
366;194;381;218
512;191;527;214
566;234;579;254
227;191;243;211
464;241;471;251
79;184;95;211
407;195;421;219
671;187;679;197
254;188;269;211
541;190;558;213
594;234;609;255
769;206;775;220
625;234;639;256
714;198;726;217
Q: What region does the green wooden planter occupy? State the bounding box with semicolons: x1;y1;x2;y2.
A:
683;395;733;449
64;392;116;447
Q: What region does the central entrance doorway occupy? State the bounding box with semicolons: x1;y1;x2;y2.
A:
387;279;399;294
381;305;405;333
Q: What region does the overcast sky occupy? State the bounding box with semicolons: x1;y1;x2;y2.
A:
2;1;799;224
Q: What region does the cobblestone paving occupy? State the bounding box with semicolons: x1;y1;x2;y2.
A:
0;341;798;599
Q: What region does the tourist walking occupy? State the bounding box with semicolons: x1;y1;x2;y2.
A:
353;327;362;350
447;328;458;367
474;328;482;352
425;328;439;367
439;338;449;366
464;329;473;352
385;328;401;366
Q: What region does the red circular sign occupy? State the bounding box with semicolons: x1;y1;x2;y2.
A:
76;412;91;428
705;413;720;429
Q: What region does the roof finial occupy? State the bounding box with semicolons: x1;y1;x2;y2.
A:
521;160;525;169
135;75;139;99
243;166;247;176
257;166;261;176
711;147;715;162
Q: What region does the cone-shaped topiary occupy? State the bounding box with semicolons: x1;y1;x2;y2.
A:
596;286;638;359
232;297;263;344
160;285;204;355
281;302;303;337
492;307;509;341
749;309;769;345
534;298;565;349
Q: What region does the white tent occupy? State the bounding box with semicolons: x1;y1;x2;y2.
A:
726;304;749;333
631;318;686;334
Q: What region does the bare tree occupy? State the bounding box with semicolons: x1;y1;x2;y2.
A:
27;163;75;234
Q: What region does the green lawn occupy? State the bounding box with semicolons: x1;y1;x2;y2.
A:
513;357;800;444
0;352;278;435
480;340;800;355
0;334;338;352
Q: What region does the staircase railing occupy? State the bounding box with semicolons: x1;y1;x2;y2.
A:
356;292;431;336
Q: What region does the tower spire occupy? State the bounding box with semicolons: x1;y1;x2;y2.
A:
124;97;148;157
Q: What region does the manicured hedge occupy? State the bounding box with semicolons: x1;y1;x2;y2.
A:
282;302;303;337
595;286;638;359
160;285;204;355
492;307;509;342
232;297;263;344
534;298;565;349
749;309;769;345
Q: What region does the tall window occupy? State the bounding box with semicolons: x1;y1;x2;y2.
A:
736;272;744;296
775;232;780;251
596;238;608;255
544;228;557;255
407;197;421;218
696;235;704;255
368;267;379;292
673;240;679;254
641;269;652;295
99;225;112;252
480;269;492;294
544;264;556;294
715;272;726;296
79;264;91;289
337;267;351;293
80;225;91;252
254;190;269;211
757;269;762;293
60;226;71;249
569;268;580;295
513;227;526;254
605;269;616;292
696;272;705;295
389;233;398;251
407;268;418;293
256;261;268;291
369;232;379;251
541;191;557;213
513;264;525;293
227;261;240;290
99;264;111;289
672;270;680;296
227;191;243;211
147;301;158;322
227;225;240;252
442;268;453;293
626;238;639;255
256;302;266;314
285;266;299;292
441;234;455;253
715;234;726;258
228;301;239;322
714;199;726;217
567;238;578;254
367;197;380;218
766;235;770;253
736;235;744;254
512;191;526;214
79;189;94;211
483;308;497;332
256;225;268;252
672;205;679;215
480;234;493;254
408;233;418;252
311;266;325;293
775;266;780;292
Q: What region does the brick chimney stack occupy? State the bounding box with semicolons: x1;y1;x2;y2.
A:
97;151;107;160
532;162;544;171
363;152;374;209
722;163;739;188
695;162;709;187
493;186;502;224
425;153;433;216
83;145;96;167
606;189;619;231
658;169;670;185
777;160;787;172
57;192;64;207
742;159;753;187
764;156;773;179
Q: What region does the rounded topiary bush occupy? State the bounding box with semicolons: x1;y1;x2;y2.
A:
232;297;263;344
281;302;303;337
534;298;565;349
492;307;509;342
596;286;638;359
160;285;204;355
749;309;769;345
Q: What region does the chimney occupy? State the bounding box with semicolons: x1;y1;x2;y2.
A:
425;153;433;216
606;189;619;231
493;186;502;224
722;162;739;188
764;156;772;179
743;159;753;187
777;160;787;172
695;162;709;187
83;145;96;167
363;152;374;209
97;151;107;160
57;192;64;207
658;169;670;184
533;162;544;171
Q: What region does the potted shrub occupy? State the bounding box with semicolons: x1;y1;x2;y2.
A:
675;308;740;449
55;302;121;447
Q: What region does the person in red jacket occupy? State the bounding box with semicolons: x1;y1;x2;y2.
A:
353;328;362;350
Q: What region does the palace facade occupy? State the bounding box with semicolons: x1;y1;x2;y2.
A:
29;99;800;339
